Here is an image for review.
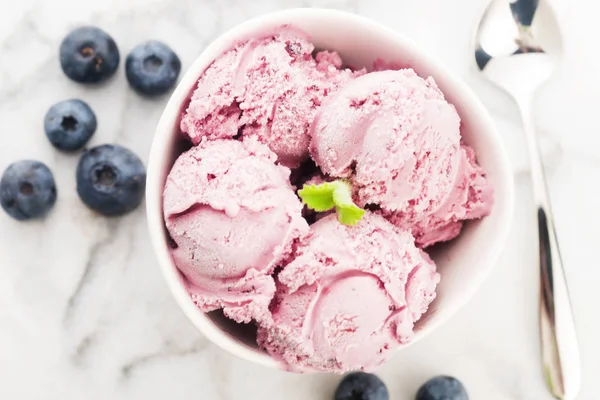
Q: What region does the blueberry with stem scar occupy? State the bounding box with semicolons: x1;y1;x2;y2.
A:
0;160;57;220
44;99;97;151
76;144;146;216
60;26;120;83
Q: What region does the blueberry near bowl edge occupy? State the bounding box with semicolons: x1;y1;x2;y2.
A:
126;40;182;96
334;372;389;400
416;376;469;400
76;144;146;216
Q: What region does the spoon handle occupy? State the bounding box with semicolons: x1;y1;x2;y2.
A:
518;98;581;400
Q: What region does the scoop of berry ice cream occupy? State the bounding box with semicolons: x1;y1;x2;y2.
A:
311;69;462;215
163;139;308;323
181;28;362;168
258;213;439;373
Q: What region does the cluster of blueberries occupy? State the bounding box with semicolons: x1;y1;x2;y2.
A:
0;26;182;220
335;372;468;400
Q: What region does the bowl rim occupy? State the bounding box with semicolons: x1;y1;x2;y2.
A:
146;8;515;370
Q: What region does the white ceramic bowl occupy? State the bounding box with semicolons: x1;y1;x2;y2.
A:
146;8;514;370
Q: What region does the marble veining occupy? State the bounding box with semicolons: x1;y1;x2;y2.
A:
0;0;598;399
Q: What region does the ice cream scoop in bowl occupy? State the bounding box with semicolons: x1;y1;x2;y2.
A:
147;8;514;371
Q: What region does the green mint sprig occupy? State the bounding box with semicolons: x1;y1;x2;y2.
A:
298;180;365;226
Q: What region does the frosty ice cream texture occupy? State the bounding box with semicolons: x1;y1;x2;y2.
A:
258;213;439;372
180;29;361;168
310;69;493;247
163;139;308;323
164;28;493;373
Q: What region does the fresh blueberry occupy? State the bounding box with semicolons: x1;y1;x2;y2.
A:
0;160;57;221
125;40;181;95
334;372;389;400
44;99;97;151
76;144;145;216
416;376;469;400
60;26;120;83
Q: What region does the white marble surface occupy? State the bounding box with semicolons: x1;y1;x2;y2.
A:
0;0;599;398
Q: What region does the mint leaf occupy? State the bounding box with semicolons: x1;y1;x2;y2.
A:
298;183;336;212
336;203;366;226
298;180;365;226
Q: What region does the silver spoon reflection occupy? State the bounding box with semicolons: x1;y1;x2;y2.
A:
474;1;580;398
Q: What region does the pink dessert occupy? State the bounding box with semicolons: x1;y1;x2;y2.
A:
310;69;462;213
310;69;493;246
163;139;308;323
164;28;493;373
257;213;438;372
180;28;362;168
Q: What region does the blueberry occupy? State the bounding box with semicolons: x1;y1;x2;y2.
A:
44;99;97;151
76;144;145;216
416;376;469;400
0;160;57;220
125;41;181;95
334;372;389;400
60;26;120;83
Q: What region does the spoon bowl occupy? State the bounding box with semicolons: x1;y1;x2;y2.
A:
475;0;563;96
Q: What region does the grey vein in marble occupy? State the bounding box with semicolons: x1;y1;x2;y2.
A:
120;338;208;382
63;220;120;325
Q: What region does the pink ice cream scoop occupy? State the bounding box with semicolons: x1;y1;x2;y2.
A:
384;145;494;247
163;139;309;323
257;212;439;373
180;29;362;168
310;69;462;215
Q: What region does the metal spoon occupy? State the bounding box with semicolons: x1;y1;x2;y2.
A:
474;0;580;398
